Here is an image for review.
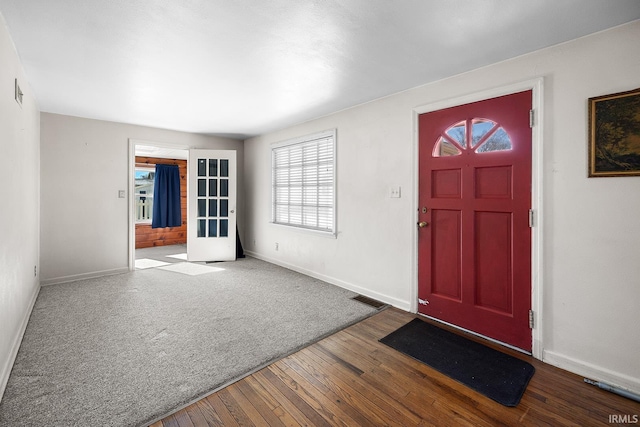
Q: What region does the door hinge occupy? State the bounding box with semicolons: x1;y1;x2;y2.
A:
529;209;535;227
529;109;535;128
529;310;535;329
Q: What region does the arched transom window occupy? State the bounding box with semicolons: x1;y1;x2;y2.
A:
433;118;512;157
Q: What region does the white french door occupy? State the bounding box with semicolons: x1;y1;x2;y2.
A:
187;149;237;262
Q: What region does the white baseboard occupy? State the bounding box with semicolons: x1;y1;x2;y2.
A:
0;282;40;403
244;250;411;311
40;267;130;286
543;349;640;395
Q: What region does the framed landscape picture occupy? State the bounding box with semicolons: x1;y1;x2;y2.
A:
588;87;640;177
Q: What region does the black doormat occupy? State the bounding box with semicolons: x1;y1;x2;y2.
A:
379;318;535;406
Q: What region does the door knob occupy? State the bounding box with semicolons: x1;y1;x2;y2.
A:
417;221;429;228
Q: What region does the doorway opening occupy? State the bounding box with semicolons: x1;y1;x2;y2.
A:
128;141;241;270
129;142;189;270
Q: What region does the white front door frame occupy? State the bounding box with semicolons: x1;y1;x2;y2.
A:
411;78;545;360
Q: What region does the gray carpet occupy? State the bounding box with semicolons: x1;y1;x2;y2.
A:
135;244;188;264
0;257;378;426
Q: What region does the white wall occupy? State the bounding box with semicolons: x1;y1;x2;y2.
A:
40;113;243;284
0;14;40;401
244;21;640;393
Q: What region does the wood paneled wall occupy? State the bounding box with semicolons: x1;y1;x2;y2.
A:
135;157;187;249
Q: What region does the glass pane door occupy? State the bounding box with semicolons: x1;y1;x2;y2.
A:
188;150;236;261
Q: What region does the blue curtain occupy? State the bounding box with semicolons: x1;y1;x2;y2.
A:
152;164;181;228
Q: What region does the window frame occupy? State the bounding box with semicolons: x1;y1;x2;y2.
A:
271;129;337;236
134;166;155;224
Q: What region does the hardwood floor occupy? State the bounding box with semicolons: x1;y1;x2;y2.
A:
151;308;639;426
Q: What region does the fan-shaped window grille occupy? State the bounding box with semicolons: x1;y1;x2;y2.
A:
433;118;512;157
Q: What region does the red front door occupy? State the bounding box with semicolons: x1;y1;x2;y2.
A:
418;91;532;352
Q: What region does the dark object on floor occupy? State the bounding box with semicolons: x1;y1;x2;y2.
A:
236;225;245;258
379;318;535;406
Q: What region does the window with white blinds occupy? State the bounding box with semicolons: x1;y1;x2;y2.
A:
272;130;336;234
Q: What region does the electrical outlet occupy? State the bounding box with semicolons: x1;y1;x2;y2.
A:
275;242;279;251
390;186;401;198
34;265;37;277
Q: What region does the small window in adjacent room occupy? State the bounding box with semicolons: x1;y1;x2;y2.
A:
135;167;155;223
271;129;336;234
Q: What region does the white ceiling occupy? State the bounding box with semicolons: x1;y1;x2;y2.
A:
1;1;639;140
135;144;188;160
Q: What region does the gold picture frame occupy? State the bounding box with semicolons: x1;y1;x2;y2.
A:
588;87;640;177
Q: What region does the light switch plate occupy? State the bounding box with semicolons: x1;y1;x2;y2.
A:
118;190;126;198
390;186;401;198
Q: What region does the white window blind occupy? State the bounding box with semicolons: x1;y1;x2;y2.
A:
272;130;336;233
